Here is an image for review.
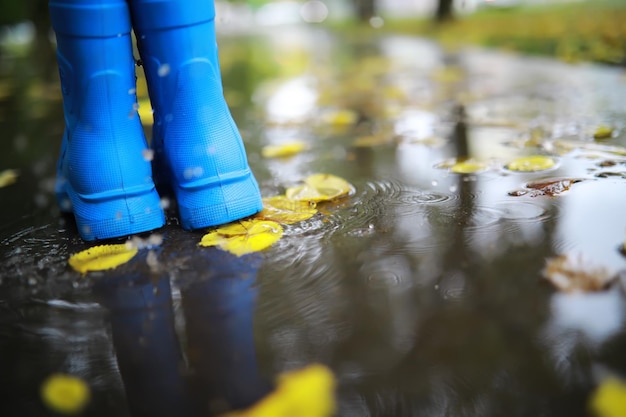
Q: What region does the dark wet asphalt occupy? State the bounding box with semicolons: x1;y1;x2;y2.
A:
1;25;626;417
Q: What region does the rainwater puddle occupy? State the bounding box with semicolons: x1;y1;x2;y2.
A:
1;27;626;417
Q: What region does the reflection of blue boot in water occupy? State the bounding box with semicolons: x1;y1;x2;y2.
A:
95;272;192;417
181;251;272;414
50;0;262;240
50;0;165;240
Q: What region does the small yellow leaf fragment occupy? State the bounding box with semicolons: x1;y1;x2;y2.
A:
593;125;614;140
590;378;626;417
320;109;358;127
256;196;317;224
41;374;90;415
68;244;138;274
286;174;354;203
506;155;556;172
261;142;307;158
223;364;336;417
199;220;283;256
0;169;18;188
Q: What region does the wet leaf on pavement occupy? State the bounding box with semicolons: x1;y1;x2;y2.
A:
0;169;18;188
222;364;335;417
506;155;556;172
68;244;138;274
542;253;615;293
590;378;626;417
286;174;354;202
199;219;283;256
41;374;90;415
255;196;317;224
262;142;308;158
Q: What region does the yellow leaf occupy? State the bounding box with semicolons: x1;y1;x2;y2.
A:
451;159;489;174
262;142;307;158
320;109;358;127
199;220;283;256
0;169;18;188
506;155;556;172
593;125;614;140
286;174;354;202
68;244;138;274
137;97;154;124
223;365;336;417
41;374;90;415
542;253;614;293
590;378;626;417
255;196;317;224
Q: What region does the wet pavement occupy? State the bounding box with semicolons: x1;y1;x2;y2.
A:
2;24;626;416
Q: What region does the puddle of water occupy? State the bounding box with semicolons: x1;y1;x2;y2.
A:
1;27;626;417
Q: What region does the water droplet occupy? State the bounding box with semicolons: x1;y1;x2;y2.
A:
159;197;170;210
369;16;384;28
157;64;170;77
28;277;37;286
82;225;91;235
142;149;155;162
183;168;194;180
449;185;458;193
128;88;136;95
431;180;438;187
115;211;123;220
192;166;204;177
164;113;173;122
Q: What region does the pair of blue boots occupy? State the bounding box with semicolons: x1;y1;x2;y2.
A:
50;0;263;241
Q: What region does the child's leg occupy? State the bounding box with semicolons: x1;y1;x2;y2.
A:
129;0;263;230
50;0;165;240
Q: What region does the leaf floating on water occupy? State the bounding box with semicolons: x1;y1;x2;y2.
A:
68;244;138;274
451;159;489;174
262;142;307;158
222;364;336;417
510;178;584;197
0;169;18;188
41;374;91;415
593;125;615;140
199;220;283;256
554;140;626;157
506;155;556;172
590;378;626;417
255;196;317;224
431;66;464;83
286;174;354;202
542;253;615;293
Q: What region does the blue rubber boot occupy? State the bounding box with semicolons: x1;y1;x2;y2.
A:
50;0;165;240
129;0;263;230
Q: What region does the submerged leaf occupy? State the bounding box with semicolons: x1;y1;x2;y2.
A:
223;364;336;417
0;169;18;188
542;253;615;293
199;220;283;256
256;196;317;224
352;135;393;148
41;374;90;415
68;244;138;274
590;378;626;417
262;142;307;158
286;174;354;202
506;155;556;172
